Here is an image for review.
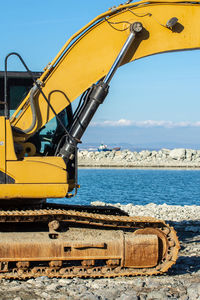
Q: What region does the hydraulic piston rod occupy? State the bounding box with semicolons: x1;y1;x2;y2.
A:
59;22;143;161
104;22;143;85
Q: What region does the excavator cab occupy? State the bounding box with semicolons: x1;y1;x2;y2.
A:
0;72;74;156
0;71;41;116
0;71;76;201
39;105;73;156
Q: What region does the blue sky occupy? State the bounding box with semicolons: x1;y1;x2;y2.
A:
1;0;200;149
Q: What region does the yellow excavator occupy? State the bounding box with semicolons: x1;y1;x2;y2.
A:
1;0;199;279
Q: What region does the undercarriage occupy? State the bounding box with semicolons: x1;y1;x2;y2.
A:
0;203;180;279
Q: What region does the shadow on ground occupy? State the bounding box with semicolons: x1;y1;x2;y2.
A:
168;256;200;275
166;220;200;275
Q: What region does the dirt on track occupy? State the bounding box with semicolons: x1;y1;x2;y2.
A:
0;203;199;300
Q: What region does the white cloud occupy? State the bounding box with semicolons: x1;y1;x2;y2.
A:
90;119;200;128
101;119;133;126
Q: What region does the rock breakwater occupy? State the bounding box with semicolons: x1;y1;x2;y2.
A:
78;148;200;168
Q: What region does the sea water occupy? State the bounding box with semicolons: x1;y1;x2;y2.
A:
48;169;200;206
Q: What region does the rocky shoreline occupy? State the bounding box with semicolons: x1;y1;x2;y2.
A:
1;202;199;300
78;148;200;168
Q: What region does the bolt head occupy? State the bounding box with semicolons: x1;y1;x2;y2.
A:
131;22;143;33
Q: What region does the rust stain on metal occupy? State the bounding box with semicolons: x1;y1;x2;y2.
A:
0;207;180;279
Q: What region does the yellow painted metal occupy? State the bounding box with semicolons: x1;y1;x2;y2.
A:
0;183;69;199
5;119;17;161
1;155;70;198
6;156;68;184
0;117;6;174
35;0;200;83
1;117;72;198
10;1;200;138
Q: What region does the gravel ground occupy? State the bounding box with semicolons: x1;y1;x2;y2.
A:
0;203;199;300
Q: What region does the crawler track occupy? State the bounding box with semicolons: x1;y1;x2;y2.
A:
0;204;180;279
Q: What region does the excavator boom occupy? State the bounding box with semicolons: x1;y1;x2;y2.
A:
10;0;200;136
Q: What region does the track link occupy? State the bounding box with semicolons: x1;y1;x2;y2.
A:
0;205;180;279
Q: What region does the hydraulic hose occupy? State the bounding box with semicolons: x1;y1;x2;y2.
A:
22;85;38;134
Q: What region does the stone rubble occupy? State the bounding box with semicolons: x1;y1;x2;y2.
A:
78;148;200;168
0;202;199;299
